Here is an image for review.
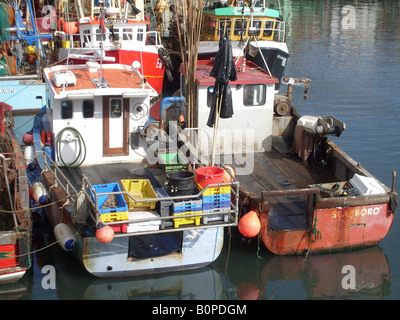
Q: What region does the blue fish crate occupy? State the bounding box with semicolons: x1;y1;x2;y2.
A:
91;182;128;214
202;193;231;204
203;200;230;211
172;199;202;214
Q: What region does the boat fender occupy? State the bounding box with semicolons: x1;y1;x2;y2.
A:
23;145;37;170
238;210;261;238
54;223;77;251
31;182;49;205
23;132;33;145
157;47;173;71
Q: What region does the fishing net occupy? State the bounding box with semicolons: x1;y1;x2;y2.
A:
0;2;13;44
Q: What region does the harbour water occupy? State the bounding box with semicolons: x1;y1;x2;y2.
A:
3;0;400;300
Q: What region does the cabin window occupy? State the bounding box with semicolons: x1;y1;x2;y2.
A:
234;19;248;36
82;29;91;46
263;21;274;37
110;27;120;41
218;20;231;37
243;84;266;106
61;100;73;119
248;20;262;36
137;28;144;41
96;28;106;41
207;86;214;108
110;98;122;117
123;28;133;41
83;100;94;118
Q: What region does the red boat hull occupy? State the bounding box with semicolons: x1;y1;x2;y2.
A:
260;202;394;255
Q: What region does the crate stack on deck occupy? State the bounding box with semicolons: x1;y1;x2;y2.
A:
90;171;232;233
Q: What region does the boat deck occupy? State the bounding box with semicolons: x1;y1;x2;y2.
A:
59;136;338;232
233;137;338;231
60;162;165;191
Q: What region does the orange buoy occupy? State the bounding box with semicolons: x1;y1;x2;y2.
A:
222;165;235;182
63;21;78;34
237;282;260;300
238;210;261;238
95;225;114;244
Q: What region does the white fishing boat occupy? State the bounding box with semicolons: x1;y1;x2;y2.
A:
25;59;239;278
56;0;171;116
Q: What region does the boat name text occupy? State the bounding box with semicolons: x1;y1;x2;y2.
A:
0;88;16;94
331;206;381;219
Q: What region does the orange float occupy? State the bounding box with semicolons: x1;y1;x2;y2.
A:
95;225;114;243
238;210;261;238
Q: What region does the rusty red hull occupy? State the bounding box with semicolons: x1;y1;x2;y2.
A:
260;201;394;255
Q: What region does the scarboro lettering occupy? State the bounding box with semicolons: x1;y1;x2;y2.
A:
331;205;383;219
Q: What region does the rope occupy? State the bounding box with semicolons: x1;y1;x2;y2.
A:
0;192;79;214
73;189;89;224
8;231;79;258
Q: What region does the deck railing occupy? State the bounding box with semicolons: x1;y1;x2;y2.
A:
60;30;161;50
40;150;239;236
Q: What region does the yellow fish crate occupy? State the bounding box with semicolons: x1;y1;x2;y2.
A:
120;179;158;211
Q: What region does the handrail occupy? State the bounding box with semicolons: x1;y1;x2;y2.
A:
82;169;240;235
39;142;239;236
61;29;161;49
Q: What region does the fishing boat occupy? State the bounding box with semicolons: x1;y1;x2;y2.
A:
25;59;239;278
176;58;397;255
0;0;53;114
200;0;289;90
0;102;31;283
158;0;289;90
56;0;171;116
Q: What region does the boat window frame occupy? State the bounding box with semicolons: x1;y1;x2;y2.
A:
243;84;266;106
206;86;215;108
95;28;107;42
123;27;134;41
61;100;73;119
233;18;248;37
110;98;123;118
82;100;94;118
218;19;232;38
136;28;144;42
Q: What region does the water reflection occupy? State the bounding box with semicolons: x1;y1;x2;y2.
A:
217;245;391;300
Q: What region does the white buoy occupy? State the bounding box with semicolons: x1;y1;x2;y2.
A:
31;182;49;205
54;223;77;251
23;145;36;170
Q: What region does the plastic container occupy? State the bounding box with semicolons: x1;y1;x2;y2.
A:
92;182;128;214
195;166;224;188
172;199;202;214
166;171;196;196
158;151;188;172
120;179;158;210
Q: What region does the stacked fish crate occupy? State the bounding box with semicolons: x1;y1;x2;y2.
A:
199;184;231;224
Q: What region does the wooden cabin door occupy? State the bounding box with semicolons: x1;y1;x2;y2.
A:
103;96;129;156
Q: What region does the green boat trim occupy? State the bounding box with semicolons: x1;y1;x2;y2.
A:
203;7;280;18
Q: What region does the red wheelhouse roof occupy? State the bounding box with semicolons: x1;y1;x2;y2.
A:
180;60;279;86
